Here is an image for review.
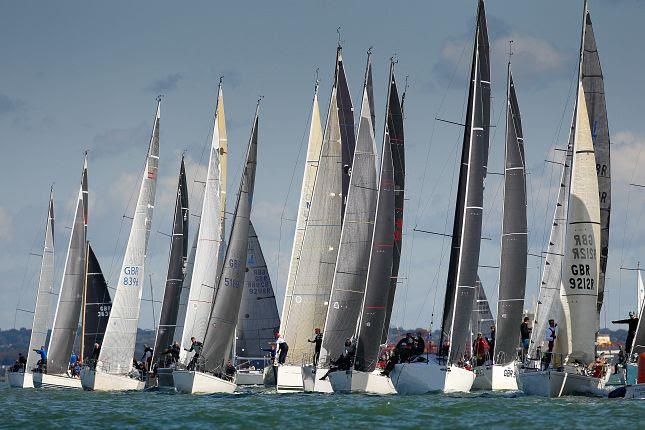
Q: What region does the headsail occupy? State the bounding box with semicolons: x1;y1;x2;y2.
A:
633;269;645;355
153;158;189;363
180;85;227;362
98;99;160;374
236;221;280;359
48;156;88;374
319;54;378;365
82;244;112;363
440;0;491;364
493;66;528;365
201;102;259;373
26;191;55;373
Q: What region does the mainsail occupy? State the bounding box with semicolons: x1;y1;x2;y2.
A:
354;59;397;372
581;11;611;315
180;85;227;362
98;99;160;374
493;66;527;365
280;63;343;365
633;269;645;355
236;221;280;359
201;102;259;373
82;244;112;362
153;158;189;363
319;54;378;365
440;0;491;364
336;47;356;219
26;191;55;373
639;267;645;314
279;83;323;360
48;156;88;374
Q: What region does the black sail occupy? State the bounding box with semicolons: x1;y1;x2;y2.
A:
440;0;490;363
355;61;397;372
83;244;112;362
153;158;189;363
470;278;494;343
336;46;356;220
493;68;527;365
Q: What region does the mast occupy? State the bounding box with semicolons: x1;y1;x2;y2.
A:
319;51;378;365
440;0;491;364
201;100;260;373
98;98;160;374
493;60;527;365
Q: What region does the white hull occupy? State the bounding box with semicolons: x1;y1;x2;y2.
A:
310;366;333;393
236;370;264;386
263;365;276;387
80;367;145;392
156;368;175;390
624;383;645;400
33;373;82;389
390;360;475;394
7;372;33;388
328;370;396;395
472;362;519;391
275;365;304;393
173;370;236;394
518;368;607;397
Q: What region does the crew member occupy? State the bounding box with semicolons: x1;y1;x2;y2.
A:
33;346;47;373
308;328;323;366
185;337;203;371
520;317;532;359
275;333;288;365
612;312;639;355
543;319;557;369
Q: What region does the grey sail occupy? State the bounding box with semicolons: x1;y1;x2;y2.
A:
354;60;397;372
82;244;112;363
175;224;200;347
48;157;88;374
582;11;611;315
319;55;378;365
26;191;55;373
336;47;356;219
201;104;259;373
440;0;490;364
493;67;527;365
471;278;494;343
236;221;280;359
153;158;189;363
382;62;405;344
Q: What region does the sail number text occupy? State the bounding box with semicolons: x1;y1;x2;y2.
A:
123;266;140;287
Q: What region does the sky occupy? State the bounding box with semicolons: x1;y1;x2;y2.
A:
1;0;644;333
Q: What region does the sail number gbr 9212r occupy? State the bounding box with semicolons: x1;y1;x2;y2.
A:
568;234;596;290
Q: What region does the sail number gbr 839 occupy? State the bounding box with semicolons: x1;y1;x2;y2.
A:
123;266;140;286
568;233;596;290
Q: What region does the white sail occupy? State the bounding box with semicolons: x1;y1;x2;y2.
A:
47;157;88;374
179;86;227;362
26;192;55;373
98;100;160;374
557;83;601;364
279;85;323;349
638;268;644;313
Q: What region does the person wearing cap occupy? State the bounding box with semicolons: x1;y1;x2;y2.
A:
612;311;639;355
274;332;288;365
308;328;323;366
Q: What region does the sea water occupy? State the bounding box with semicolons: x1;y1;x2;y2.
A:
0;384;642;429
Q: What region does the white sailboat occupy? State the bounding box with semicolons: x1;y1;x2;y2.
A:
80;99;160;391
391;0;489;395
8;190;55;389
173;101;260;394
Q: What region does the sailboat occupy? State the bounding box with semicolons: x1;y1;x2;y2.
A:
8;190;55;389
234;221;280;386
391;0;490;394
328;58;400;395
152;157;189;389
80;99;160;391
519;1;610;398
173;101;260;394
276;47;352;393
473;61;527;391
178;83;227;369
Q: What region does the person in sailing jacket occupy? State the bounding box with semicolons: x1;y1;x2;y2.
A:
472;333;490;366
275;333;288;365
543;319;557;369
185;337;203;371
33;346;47;373
308;328;323;366
612;312;639;355
520;317;532;358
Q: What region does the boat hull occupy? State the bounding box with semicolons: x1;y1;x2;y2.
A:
173;370;236;394
518;369;606;397
624;383;645;399
328;370;396;394
309;365;333;393
156;368;175;390
390;360;475;394
236;370;264;386
275;365;304;393
472;362;519;391
80;367;145;392
33;373;82;389
7;372;33;388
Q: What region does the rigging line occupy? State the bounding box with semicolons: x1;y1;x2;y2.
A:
274;82;315;288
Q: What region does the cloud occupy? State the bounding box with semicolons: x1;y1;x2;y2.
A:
0;207;12;242
145;73;183;94
0;93;25;118
90;121;148;159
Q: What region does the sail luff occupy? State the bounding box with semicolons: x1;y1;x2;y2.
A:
97;99;160;374
47;157;88;374
493;66;528;365
153;158;189;363
201;103;259;373
26;191;56;373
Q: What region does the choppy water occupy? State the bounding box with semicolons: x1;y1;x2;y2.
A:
0;384;642;429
